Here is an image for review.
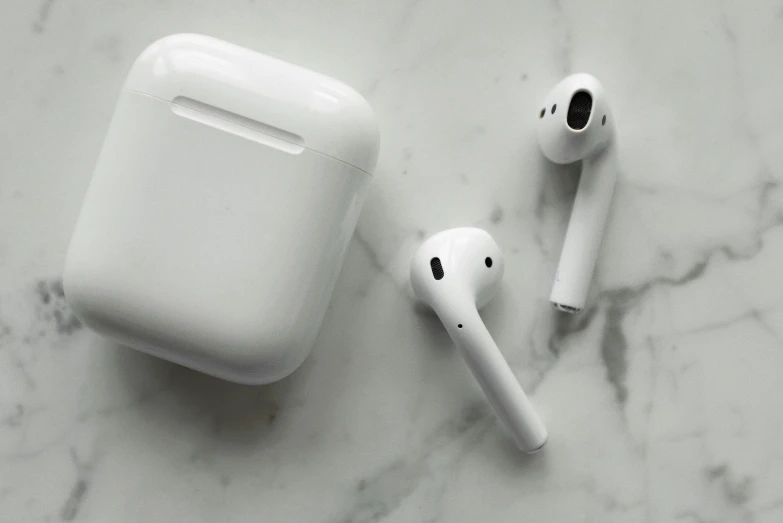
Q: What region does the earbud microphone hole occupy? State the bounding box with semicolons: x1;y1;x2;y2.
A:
485;257;493;268
457;324;463;328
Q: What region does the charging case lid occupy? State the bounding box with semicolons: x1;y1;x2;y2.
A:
125;33;380;173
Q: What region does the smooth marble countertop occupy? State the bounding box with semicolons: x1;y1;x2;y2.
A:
3;0;783;521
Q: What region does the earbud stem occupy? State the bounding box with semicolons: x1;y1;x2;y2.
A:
433;300;548;453
550;141;617;313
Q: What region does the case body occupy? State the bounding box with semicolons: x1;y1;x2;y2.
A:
64;34;379;384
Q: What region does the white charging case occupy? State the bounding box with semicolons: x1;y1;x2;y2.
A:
64;34;379;384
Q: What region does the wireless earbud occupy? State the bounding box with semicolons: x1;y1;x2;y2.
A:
538;73;617;313
411;228;547;453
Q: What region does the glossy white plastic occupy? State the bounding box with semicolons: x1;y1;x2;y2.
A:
537;73;617;313
411;228;548;453
64;34;379;384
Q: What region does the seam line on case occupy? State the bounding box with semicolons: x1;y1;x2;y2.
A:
125;89;373;175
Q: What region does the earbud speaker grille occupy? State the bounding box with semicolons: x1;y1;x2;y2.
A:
567;91;592;130
430;257;444;280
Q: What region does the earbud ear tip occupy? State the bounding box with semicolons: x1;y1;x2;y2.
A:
537;73;613;164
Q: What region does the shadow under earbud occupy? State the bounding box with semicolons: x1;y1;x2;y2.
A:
476;286;511;336
534;152;582;218
412;299;453;352
546;304;600;355
491;433;551;473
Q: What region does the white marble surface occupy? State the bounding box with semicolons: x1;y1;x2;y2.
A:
3;0;783;521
